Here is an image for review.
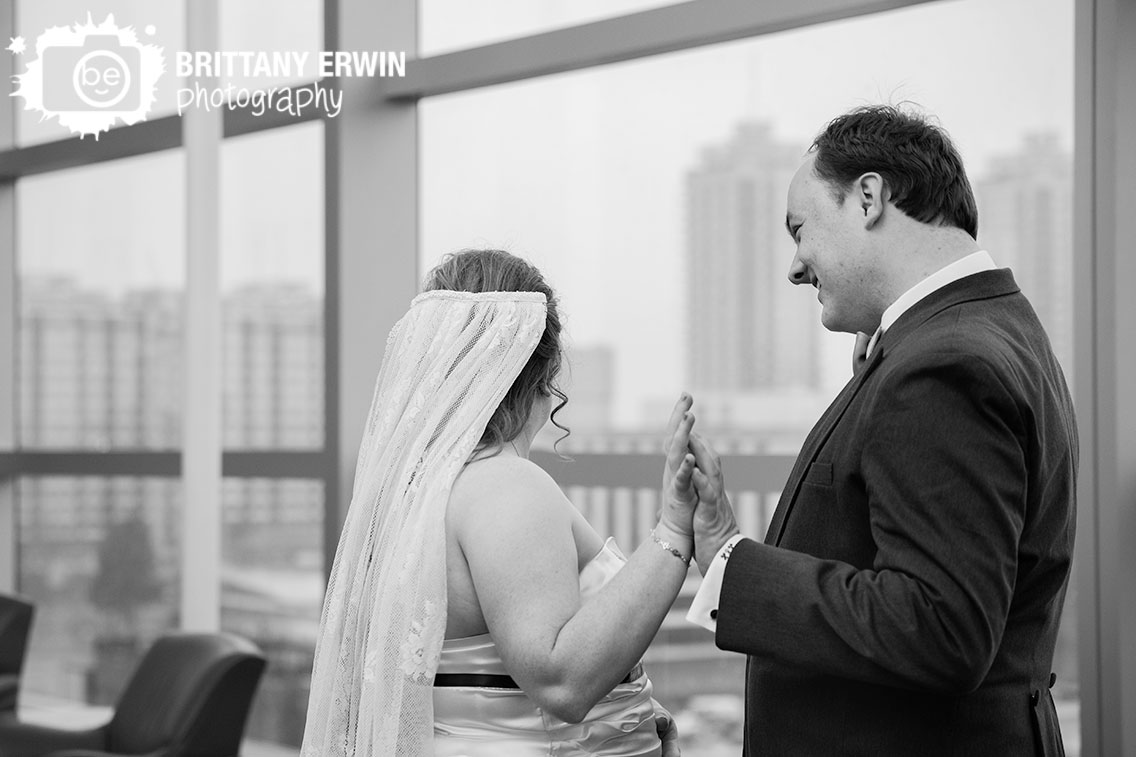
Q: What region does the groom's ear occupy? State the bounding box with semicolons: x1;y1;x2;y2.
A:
854;172;887;230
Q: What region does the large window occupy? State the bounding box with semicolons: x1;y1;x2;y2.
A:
18;151;186;449
221;122;325;450
221;478;323;748
219;121;326;749
18;476;181;706
14;147;187;712
3;2;327;753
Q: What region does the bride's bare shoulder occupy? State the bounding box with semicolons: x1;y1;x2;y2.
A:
449;453;600;566
454;453;558;495
450;453;567;518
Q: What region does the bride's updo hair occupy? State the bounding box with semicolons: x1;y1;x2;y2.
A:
423;249;570;452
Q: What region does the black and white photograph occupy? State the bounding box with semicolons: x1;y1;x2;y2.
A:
0;1;1132;755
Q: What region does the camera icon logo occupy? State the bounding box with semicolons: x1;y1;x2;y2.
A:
9;14;165;139
42;35;140;112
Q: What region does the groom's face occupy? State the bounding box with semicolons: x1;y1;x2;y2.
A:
785;155;879;334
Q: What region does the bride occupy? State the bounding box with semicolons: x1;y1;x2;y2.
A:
301;249;698;756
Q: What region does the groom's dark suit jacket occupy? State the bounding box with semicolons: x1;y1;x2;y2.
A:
715;270;1077;756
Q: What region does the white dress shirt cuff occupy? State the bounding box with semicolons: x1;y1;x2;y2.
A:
686;534;746;632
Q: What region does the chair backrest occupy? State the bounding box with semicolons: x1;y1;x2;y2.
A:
0;594;35;674
0;593;35;711
107;632;267;757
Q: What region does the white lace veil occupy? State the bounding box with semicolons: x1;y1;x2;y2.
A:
301;289;548;756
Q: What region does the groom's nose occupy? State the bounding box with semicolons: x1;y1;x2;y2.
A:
788;255;813;286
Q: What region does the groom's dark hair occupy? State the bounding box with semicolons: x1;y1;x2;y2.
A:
424;248;570;454
811;104;979;240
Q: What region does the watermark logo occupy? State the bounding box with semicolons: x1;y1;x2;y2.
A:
9;14;165;139
9;13;406;139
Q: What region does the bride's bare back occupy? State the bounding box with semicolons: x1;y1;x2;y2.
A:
444;449;604;641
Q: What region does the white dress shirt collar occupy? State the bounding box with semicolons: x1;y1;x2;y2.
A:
865;250;997;357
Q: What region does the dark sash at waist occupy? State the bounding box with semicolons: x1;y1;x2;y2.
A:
434;663;644;689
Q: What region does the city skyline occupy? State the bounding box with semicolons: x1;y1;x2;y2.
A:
17;277;324;449
16;124;1075;442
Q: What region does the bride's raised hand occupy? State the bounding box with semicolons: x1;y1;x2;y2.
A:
658;394;697;543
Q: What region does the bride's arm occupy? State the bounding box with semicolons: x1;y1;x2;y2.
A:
450;411;696;724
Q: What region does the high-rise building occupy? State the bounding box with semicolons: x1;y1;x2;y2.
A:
974;133;1074;372
18;277;183;449
18;277;325;452
222;283;323;449
685;122;822;396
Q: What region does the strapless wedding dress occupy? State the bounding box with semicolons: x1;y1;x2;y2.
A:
433;539;663;756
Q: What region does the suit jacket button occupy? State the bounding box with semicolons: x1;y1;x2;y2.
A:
1030;690;1040;707
710;609;718;620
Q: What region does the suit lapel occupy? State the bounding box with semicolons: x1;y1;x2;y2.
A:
763;268;1023;547
765;346;884;546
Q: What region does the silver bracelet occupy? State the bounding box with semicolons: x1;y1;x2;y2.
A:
651;529;691;566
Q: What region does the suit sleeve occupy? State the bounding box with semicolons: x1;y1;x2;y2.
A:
715;351;1027;694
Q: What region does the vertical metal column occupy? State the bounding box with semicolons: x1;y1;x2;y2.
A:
325;0;418;556
1075;0;1136;752
0;0;19;593
181;0;223;631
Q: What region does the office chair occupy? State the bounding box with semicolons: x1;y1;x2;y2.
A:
0;631;267;757
0;593;35;713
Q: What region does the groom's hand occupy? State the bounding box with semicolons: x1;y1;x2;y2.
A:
688;432;740;576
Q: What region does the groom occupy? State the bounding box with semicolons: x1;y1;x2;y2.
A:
684;106;1077;756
